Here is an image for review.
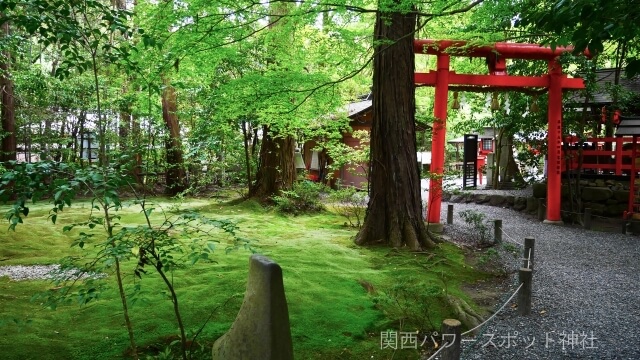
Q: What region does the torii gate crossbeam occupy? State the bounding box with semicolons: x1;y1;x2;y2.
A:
414;39;590;226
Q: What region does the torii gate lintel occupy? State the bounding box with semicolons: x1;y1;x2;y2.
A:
415;39;590;226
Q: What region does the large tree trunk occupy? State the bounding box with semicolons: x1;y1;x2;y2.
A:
250;125;295;199
497;131;523;186
354;7;434;251
1;18;16;163
162;75;186;195
248;1;295;200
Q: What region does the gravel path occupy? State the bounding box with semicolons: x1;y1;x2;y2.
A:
0;264;105;281
437;200;640;360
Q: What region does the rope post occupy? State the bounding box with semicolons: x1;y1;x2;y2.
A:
622;221;628;235
441;319;461;360
537;198;545;221
584;208;592;230
518;268;533;316
447;204;454;225
524;237;535;271
493;219;502;244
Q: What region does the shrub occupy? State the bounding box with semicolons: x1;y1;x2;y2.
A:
373;277;444;332
327;186;367;227
272;181;324;215
458;209;492;246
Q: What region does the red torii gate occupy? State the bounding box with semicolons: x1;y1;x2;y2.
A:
414;39;589;225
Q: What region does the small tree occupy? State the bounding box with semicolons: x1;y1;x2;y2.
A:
0;160;250;360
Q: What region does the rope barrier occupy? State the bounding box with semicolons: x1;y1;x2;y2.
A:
424;341;449;360
525;248;532;269
500;227;524;246
460;265;523;358
542;202;627;221
461;282;524;336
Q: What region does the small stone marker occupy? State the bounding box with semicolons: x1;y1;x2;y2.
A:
493;219;502;244
518;267;532;316
584;208;592;230
212;255;293;360
441;319;461;360
537;198;545;221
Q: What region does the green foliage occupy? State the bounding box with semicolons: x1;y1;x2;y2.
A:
374;277;445;332
458;209;492;246
517;0;640;76
516;147;543;183
327;185;368;228
325;130;370;181
477;248;499;266
272;181;325;215
501;242;519;256
0;161;251;360
0;197;500;360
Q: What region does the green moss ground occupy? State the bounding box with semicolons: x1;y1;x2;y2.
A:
0;196;493;359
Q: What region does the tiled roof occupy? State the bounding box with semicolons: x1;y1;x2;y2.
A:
346;100;372;118
615;116;640;136
572;68;640;105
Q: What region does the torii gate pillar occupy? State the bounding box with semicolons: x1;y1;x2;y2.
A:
426;55;450;224
545;59;563;224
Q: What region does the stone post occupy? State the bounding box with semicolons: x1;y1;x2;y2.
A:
537;198;545;221
212;255;293;360
493;219;502;244
524;237;535;271
584;208;592;230
518;268;533;316
441;319;461;360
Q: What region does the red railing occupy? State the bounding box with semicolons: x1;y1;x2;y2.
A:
562;136;638;175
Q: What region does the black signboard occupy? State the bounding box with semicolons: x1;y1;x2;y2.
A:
463;134;478;189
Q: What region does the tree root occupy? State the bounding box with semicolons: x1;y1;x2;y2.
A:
446;295;485;332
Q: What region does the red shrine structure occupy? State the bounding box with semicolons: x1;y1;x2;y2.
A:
413;39;590;225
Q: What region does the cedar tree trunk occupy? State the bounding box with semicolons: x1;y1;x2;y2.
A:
355;7;434;251
250;125;295;199
1;18;15;163
162;76;186;195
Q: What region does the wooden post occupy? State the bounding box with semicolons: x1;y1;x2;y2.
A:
537;198;545;221
441;319;461;360
524;237;535;270
518;268;532;316
447;204;454;225
493;219;502;244
584;208;592;230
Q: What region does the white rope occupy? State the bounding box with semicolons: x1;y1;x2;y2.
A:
424;341;449;360
462;283;524;336
526;248;532;269
500;227;524;246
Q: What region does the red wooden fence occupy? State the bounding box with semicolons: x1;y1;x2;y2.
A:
562;136;638;175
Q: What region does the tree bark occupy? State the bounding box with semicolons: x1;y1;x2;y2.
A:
131;114;143;184
242;119;253;193
119;84;130;152
248;1;295;200
162;75;186;195
1;18;16;163
250;125;295;199
354;6;434;251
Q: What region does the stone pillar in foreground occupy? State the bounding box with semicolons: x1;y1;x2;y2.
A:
212;255;293;360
